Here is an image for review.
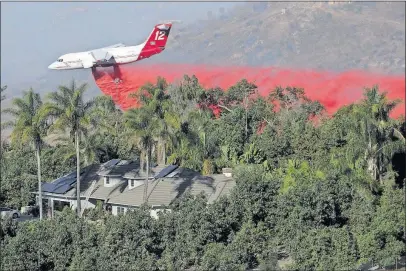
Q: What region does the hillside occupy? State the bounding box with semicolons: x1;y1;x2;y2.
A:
1;2;405;115
163;2;405;74
2;2;405;103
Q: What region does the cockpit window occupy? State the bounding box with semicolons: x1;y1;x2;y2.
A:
58;59;63;62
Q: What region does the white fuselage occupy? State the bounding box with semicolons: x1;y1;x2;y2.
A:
48;23;172;71
48;44;145;70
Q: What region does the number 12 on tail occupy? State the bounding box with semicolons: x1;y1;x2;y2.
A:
155;31;165;41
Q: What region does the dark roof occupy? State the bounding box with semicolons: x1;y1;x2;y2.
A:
41;169;86;194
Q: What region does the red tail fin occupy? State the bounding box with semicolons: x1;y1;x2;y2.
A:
137;23;173;60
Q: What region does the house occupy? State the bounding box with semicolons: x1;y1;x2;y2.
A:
32;159;236;218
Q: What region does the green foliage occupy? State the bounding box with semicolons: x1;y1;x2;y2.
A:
291;226;358;271
355;185;406;266
0;146;37;208
279;160;326;194
1;89;50;219
1;77;405;270
199;243;245;271
202;159;215;175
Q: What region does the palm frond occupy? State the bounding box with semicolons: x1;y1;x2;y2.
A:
1;120;15;130
1;108;19;117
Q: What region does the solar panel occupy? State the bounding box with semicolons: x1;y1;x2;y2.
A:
154;165;178;178
103;159;120;168
57;178;76;187
53;176;71;186
52;184;74;194
166;168;181;178
52;169;85;186
117;160;131;166
42;183;56;193
41;181;74;194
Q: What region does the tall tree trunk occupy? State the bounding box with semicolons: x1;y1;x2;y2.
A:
162;141;166;165
366;126;376;181
245;93;248;142
140;150;145;171
203;132;206;156
152;144;156;164
75;131;81;217
36;145;43;220
144;146;150;204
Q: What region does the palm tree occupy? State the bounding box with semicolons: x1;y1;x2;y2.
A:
2;88;48;220
43;80;93;217
131;77;173;165
89;95;124;161
52;133;98;167
361;86;404;183
342;86;404;183
124;104;159;203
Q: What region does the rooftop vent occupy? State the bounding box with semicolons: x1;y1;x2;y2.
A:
222;168;233;177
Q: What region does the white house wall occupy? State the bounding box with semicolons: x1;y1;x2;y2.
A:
112;204;129;216
70;199;96;211
109;205;170;219
104;176;123;187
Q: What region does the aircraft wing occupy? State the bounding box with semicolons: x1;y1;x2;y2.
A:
89;48;113;61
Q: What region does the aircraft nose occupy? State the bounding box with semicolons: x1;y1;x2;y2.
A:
48;62;57;69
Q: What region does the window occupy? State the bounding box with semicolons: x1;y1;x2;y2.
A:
57;59;63;62
131;180;135;187
104;177;110;185
117;206;125;215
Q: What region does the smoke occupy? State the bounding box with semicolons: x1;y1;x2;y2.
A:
93;64;405;118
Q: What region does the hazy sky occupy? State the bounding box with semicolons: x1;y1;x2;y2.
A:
1;2;242;94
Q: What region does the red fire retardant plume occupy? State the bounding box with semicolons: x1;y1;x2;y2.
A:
93;64;405;118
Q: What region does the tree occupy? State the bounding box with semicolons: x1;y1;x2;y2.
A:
199;243;245;271
52;133;98;167
1;79;405;270
1;85;7;101
331;86;404;184
132;77;173;165
355;184;405;266
0;145;38;208
43;80;94;217
224;79;258;142
167;75;205;119
88;95;126;162
2;89;48;220
124;104;159;203
358;86;404;183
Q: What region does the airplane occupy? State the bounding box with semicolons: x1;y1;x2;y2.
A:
48;22;174;79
